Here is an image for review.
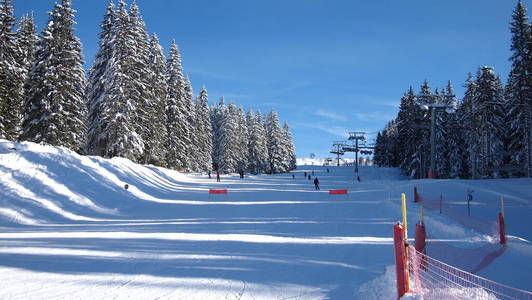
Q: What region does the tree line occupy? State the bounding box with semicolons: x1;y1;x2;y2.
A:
0;0;296;174
374;1;531;179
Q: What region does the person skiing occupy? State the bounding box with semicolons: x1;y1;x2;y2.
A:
216;171;221;182
308;174;311;180
313;177;320;190
304;172;307;177
208;170;211;179
292;174;295;179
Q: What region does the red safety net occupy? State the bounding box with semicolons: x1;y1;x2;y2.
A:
408;245;532;300
414;188;506;273
414;189;498;237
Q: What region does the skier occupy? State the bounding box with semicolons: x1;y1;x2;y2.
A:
216;171;221;182
208;170;211;179
312;170;314;176
304;172;307;177
308;175;311;180
313;177;320;190
292;174;295;179
326;168;330;173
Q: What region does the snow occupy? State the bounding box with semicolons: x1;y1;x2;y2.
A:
0;139;531;299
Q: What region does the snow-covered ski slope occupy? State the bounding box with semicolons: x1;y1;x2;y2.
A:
0;140;531;299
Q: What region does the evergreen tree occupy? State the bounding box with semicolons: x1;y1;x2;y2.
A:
0;0;24;140
183;76;197;171
246;109;269;174
373;132;385;167
433;88;449;178
471;67;506;177
416;81;432;177
217;102;240;173
129;1;156;163
145;33;168;166
166;41;189;169
97;0;144;159
385;119;400;167
375;120;399;167
20;0;87;152
266;110;285;173
282;121;297;171
458;73;477;178
86;0;116;156
420;80;432;100
16;14;38;116
506;0;532;176
235;106;249;173
194;86;213;171
441;81;466;178
211;97;226;171
396;87;424;177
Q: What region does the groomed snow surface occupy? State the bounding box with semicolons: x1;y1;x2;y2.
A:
0;140;531;299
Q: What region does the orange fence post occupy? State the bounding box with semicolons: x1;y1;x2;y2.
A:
394;222;409;299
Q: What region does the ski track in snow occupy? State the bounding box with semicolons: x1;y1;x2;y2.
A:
0;140;531;299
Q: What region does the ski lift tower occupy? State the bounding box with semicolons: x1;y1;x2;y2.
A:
346;132;369;172
330;141;347;166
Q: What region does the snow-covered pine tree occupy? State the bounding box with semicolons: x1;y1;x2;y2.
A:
194;86;213;171
506;0;532;176
166;41;190;170
373;131;385;167
0;0;24;140
216;102;240;173
145;33;168;166
396;87;424;177
184;76;197;171
20;0;87;152
86;0;116;156
235;106;249;173
16;14;38;117
433;88;449;178
96;0;144;159
458;73;477;178
442;81;466;178
246;110;269;174
282;121;297;171
265;110;285;173
246;110;259;173
472;67;506;177
211;97;226;171
415;81;432;178
254;111;270;173
383;119;399;167
129;1;157;164
420;80;432;102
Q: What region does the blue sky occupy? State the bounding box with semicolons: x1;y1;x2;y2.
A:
12;0;531;159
